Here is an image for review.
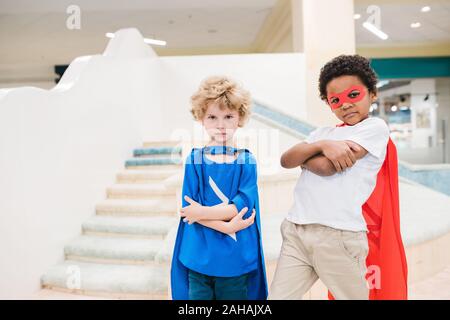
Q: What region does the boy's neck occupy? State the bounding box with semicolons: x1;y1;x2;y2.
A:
206;138;236;148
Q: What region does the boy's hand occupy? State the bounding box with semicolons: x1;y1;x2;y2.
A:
318;140;360;173
180;195;204;224
226;207;256;233
344;140;368;160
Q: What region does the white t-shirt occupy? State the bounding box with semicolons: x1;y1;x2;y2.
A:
286;117;390;232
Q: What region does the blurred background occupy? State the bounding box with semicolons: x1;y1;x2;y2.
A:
0;0;449;300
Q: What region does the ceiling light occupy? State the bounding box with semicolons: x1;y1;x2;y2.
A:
421;6;431;12
410;22;421;28
354;13;361;20
143;38;167;46
376;80;390;88
391;105;398;112
105;32;167;46
363;22;389;40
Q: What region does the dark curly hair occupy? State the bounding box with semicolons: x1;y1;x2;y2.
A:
318;54;378;101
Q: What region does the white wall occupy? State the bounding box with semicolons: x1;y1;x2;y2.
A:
0;28;164;298
155;53;306;142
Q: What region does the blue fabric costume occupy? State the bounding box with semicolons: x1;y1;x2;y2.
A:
170;145;268;300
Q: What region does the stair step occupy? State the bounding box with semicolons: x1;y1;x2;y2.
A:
82;215;178;239
123;164;182;172
41;260;168;298
125;158;182;168
64;235;164;264
95;199;177;216
106;183;174;199
133;147;182;157
131;153;181;159
142;140;180;148
116;169;180;183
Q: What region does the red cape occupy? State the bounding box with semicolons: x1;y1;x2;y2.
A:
328;129;408;300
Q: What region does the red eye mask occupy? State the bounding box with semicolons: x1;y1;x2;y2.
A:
327;85;366;110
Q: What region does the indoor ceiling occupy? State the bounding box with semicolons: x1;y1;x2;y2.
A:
354;0;450;46
0;0;276;66
0;0;449;68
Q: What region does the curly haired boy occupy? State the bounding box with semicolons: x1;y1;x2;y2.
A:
171;76;268;300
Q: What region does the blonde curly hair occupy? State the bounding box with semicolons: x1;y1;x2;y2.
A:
190;76;252;127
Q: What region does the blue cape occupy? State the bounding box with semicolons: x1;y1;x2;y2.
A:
170;146;268;300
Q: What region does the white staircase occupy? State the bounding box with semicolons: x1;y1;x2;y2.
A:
40;141;183;299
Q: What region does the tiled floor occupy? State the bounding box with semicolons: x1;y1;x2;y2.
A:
409;266;450;300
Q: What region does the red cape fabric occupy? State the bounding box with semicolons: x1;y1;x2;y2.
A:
328;125;408;300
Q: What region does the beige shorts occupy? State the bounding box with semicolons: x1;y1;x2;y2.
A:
269;218;369;300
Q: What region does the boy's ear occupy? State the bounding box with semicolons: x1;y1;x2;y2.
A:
370;91;378;102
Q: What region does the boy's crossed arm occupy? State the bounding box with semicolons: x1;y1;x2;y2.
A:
180;195;255;234
281;140;368;176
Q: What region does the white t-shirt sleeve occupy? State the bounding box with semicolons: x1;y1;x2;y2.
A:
346;117;390;159
304;127;326;144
